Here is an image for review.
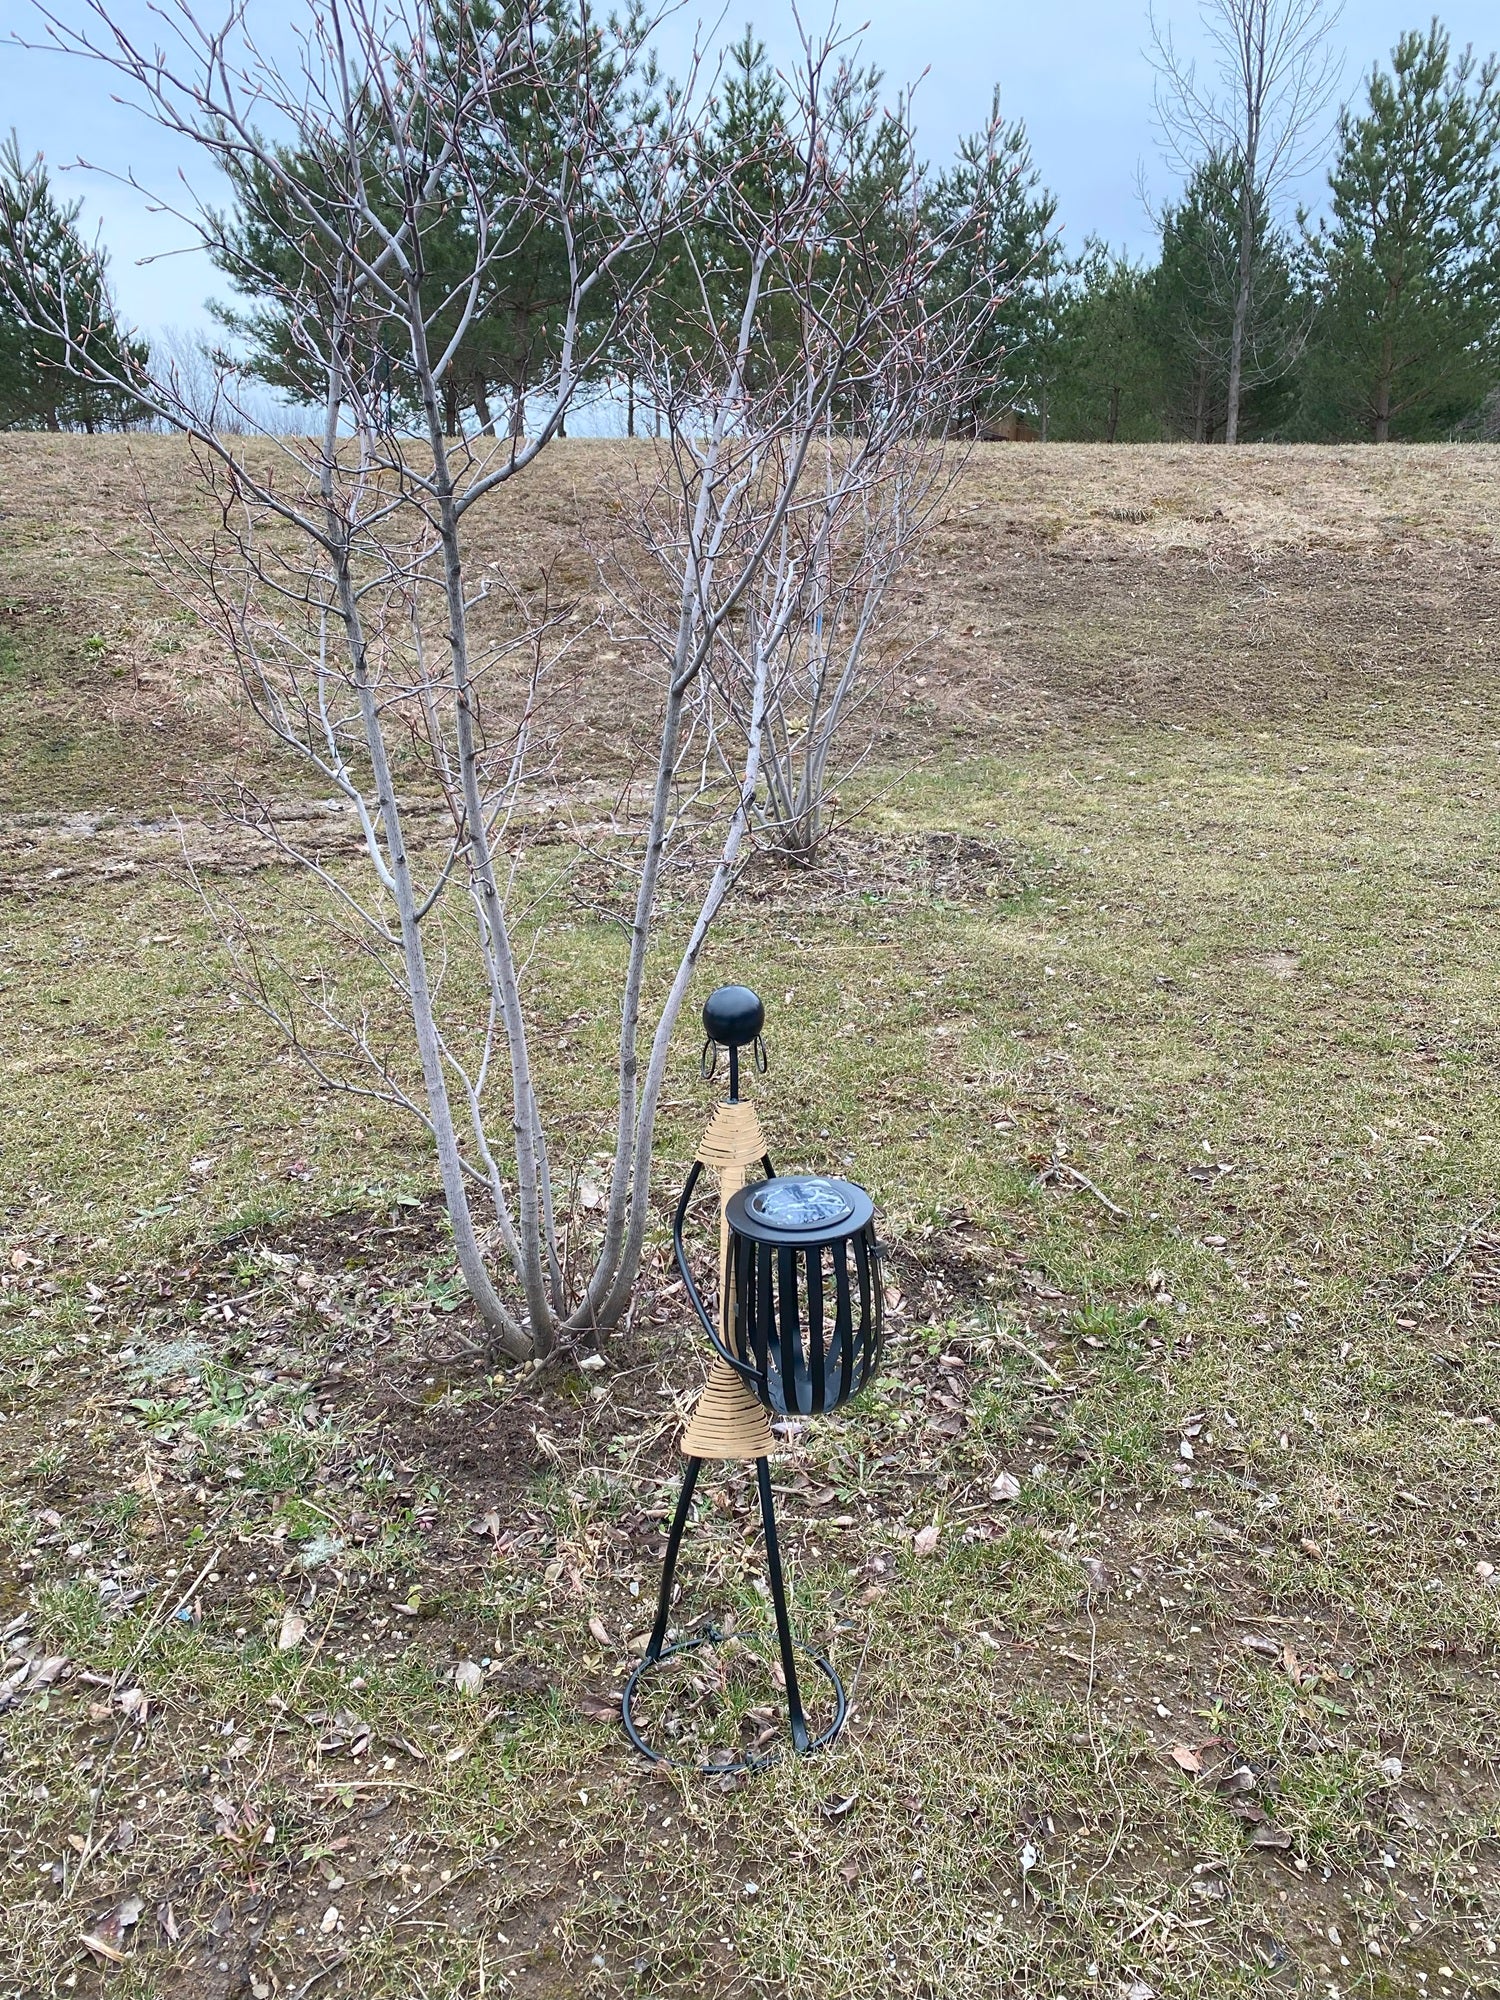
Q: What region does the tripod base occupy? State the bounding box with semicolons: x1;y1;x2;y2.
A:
620;1453;848;1773
621;1631;847;1775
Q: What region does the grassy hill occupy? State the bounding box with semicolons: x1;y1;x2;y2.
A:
2;437;1499;2000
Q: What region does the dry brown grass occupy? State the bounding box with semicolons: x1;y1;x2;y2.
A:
3;436;1496;818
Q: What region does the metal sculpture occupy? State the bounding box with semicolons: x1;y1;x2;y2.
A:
621;986;884;1771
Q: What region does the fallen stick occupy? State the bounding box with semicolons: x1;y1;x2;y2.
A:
1034;1159;1129;1222
1411;1205;1498;1290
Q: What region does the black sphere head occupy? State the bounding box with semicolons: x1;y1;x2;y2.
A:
701;984;765;1050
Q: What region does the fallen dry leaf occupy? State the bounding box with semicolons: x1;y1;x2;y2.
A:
578;1690;622;1724
913;1522;941;1559
277;1609;307;1651
80;1894;144;1965
1279;1645;1328;1689
453;1660;484;1696
587;1615;610;1647
1169;1744;1202;1774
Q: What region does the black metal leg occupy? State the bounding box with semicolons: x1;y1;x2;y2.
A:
622;1452;846;1772
644;1454;703;1664
755;1455;810;1754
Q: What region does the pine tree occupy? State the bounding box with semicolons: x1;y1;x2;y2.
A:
0;132;147;431
1151;154;1303;441
685;30;804;391
929;92;1061;434
637;34;923;430
210;0;629;436
1301;23;1500;440
1049;245;1160;441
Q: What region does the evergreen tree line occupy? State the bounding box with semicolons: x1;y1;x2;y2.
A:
2;11;1496;441
1003;18;1500;442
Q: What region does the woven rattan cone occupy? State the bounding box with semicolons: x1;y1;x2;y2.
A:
696;1098;767;1172
679;1096;774;1460
681;1353;774;1458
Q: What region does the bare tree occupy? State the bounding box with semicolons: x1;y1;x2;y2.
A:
748;440;946;863
1148;0;1342;441
147;325;306;434
3;0;1001;1361
615;52;999;865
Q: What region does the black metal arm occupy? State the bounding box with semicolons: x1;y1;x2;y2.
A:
672;1158;767;1395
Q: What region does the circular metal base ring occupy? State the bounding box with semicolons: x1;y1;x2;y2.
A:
620;1628;847;1776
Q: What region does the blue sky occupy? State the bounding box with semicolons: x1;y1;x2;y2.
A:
2;0;1497;338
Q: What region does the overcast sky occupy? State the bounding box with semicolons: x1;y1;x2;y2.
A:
1;0;1497;339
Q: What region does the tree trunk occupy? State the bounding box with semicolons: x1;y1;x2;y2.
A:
472;383;496;436
1225;143;1259;445
403;293;555;1357
1225;228;1252;442
509;377;525;441
1106;383;1120;445
1373;331;1394;442
331;540;530;1361
443;373;459;438
1192;367;1208;444
626;371;635;438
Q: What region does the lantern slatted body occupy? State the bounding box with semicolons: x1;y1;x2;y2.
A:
725;1178;881;1417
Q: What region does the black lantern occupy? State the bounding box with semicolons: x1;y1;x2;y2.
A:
621;988;885;1773
679;1175;882;1417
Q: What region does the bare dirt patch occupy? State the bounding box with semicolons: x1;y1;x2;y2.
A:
739;830;1030;909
